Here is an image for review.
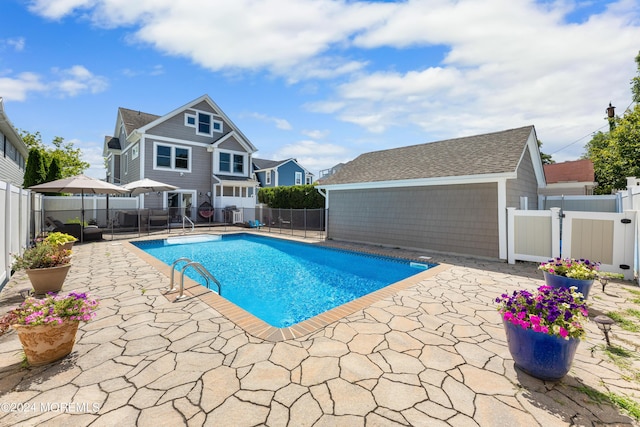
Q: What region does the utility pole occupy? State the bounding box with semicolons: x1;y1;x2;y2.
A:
606;102;616;131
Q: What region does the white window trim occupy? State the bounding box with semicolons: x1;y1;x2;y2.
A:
124;152;129;175
185;111;224;137
215;149;247;176
185;113;196;128
153;141;192;173
132;143;139;160
266;171;271;185
295;171;302;185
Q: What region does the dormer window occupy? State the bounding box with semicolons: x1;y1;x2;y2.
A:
185;111;223;136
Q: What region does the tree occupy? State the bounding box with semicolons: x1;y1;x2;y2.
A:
23;148;47;188
20;130;90;180
584;52;640;194
538;140;554;165
632;51;640;103
585;105;640;194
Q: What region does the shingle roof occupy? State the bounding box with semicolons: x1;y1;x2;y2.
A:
253;158;283;170
543;159;594;183
119;108;160;135
320;126;534;185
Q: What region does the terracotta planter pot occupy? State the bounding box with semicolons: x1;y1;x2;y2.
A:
61;241;75;251
13;321;80;366
25;264;72;295
543;271;594;299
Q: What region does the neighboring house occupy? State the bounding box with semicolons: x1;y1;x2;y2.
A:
0;98;28;187
317;163;345;183
540;159;597;196
253;158;314;188
317;126;546;260
103;95;259;223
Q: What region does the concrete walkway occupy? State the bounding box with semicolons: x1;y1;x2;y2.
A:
1;233;639;426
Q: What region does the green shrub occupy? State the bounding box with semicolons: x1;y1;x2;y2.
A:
258;185;324;209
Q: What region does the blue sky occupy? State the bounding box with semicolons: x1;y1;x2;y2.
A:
1;0;639;179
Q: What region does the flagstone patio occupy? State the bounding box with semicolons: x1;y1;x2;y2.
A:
0;232;639;426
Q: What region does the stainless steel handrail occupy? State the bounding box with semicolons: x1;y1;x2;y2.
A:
165;257;221;300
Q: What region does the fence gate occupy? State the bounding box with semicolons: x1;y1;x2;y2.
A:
562;211;635;280
507;208;636;281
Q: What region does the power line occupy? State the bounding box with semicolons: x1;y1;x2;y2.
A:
550;100;636;155
550;123;608;155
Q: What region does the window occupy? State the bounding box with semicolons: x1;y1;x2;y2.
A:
157;145;171;167
219;152;230;172
266;172;271;185
175;147;188;169
306;175;312;185
185;111;223;136
155;143;190;171
233;154;243;173
124;153;129;175
198;113;211;135
132;144;139;160
295;172;302;185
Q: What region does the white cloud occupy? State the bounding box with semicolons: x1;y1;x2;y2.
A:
0;72;46;101
246;112;293;130
27;0;395;79
26;0;80;19
52;65;108;96
301;129;329;139
67;138;106;179
4;37;26;51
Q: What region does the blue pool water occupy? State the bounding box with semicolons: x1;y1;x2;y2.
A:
133;234;434;327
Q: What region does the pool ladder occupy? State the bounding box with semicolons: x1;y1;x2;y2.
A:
165;257;221;300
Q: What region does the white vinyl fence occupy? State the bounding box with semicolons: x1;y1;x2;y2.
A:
0;180;31;288
507;207;636;281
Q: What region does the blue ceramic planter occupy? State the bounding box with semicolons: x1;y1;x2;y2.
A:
503;319;580;381
543;271;594;300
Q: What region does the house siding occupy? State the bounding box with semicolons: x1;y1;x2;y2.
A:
277;161;304;186
327;183;499;258
143;137;212;197
506;146;539;209
0;131;26;187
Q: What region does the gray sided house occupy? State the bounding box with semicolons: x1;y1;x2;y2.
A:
103;95;259;223
253;158;314;188
0;98;28;187
317;126;545;260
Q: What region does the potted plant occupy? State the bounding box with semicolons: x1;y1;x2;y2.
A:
45;232;77;250
538;257;599;299
0;291;99;366
495;285;588;381
12;241;72;294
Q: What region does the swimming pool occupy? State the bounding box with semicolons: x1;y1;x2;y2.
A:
133;234;435;328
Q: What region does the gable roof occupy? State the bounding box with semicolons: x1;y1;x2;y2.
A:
543;159;595;184
119;108;160;136
135;94;258;153
319;126;537;186
253;158;282;170
253;158;314;176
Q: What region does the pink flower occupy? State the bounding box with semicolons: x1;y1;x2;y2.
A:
558;327;568;338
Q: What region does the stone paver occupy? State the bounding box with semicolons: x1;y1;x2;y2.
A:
0;232;639;426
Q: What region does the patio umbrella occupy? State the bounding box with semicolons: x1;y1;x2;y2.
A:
29;174;130;241
122;178;178;195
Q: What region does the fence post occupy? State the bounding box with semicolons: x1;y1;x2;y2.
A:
507;207;516;264
550;207;561;258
